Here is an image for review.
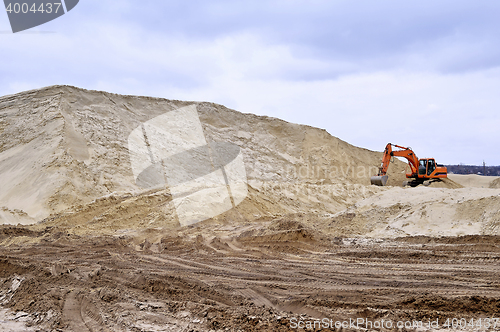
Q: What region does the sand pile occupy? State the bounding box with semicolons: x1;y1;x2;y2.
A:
330;186;500;238
0;85;407;228
0;85;487;239
491;178;500;188
449;174;500;188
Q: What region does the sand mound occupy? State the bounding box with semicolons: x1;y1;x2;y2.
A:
489;177;500;188
329;187;500;238
449;174;500;188
427;177;463;188
0;85;404;227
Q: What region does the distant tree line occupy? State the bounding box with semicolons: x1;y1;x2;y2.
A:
446;164;500;176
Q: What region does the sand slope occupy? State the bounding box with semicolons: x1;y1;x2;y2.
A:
331;186;500;238
449;174;500;188
491;177;500;188
0;85;408;226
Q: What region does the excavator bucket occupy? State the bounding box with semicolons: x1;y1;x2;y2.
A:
370;175;388;186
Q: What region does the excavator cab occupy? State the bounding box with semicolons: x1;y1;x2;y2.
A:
418;158;436;177
418;158;437;177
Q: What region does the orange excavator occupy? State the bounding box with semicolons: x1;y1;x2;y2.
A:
370;143;448;186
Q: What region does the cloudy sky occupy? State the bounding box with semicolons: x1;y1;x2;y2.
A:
1;0;499;165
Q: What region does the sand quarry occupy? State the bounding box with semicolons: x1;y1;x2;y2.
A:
0;86;499;331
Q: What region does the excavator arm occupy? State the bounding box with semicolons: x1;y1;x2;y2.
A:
371;143;419;186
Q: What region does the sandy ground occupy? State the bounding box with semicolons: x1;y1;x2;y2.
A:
333;186;500;238
1;223;500;332
1;86;500;331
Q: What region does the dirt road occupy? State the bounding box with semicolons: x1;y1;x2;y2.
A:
1;221;500;331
